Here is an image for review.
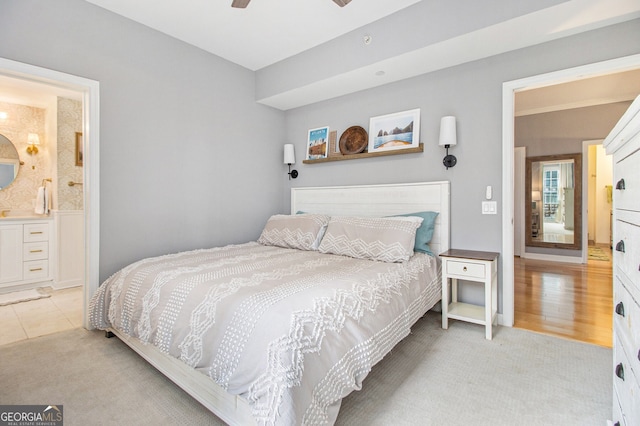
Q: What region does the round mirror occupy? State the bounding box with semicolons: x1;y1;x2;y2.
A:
0;134;20;190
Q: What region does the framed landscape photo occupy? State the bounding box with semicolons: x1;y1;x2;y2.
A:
368;108;420;153
306;126;329;160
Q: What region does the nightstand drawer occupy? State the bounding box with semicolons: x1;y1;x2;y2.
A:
446;260;485;279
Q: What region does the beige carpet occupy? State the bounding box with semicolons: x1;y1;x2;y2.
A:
0;312;611;425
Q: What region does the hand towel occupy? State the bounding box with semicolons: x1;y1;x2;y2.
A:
44;186;50;215
35;186;46;214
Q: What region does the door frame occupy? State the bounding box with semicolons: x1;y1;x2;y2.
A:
0;57;100;329
501;53;640;327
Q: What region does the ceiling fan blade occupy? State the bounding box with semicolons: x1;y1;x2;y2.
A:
332;0;352;6
231;0;251;8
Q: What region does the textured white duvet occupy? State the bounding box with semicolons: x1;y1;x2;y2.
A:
90;242;441;425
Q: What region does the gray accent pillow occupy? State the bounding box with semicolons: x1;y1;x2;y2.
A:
258;214;330;251
318;216;422;263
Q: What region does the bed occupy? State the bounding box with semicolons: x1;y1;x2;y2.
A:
89;181;450;425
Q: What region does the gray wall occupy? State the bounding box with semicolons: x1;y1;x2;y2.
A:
283;19;640;308
515;102;633;156
0;0;286;281
1;0;638;310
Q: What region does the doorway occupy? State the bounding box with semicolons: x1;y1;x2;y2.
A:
0;57;100;330
501;53;640;331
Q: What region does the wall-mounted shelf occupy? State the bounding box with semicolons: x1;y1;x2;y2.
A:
302;143;424;164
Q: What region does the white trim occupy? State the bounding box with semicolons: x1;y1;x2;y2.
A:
582;139;606;264
502;53;640;328
514;147;526;257
0;57;100;330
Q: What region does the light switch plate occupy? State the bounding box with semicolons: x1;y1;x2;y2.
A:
482;201;497;214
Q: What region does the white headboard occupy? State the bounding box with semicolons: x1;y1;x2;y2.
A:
291;181;450;256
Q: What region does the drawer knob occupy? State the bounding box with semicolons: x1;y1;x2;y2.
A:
463;266;467;272
29;267;43;272
615;240;625;253
615;178;625;190
615;302;625;317
613;422;620;426
615;363;624;381
638;349;640;362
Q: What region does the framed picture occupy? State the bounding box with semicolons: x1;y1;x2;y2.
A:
306;126;329;160
368;108;420;153
75;132;83;167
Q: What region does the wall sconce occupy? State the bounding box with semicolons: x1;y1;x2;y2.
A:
439;116;457;169
284;144;298;179
26;133;40;155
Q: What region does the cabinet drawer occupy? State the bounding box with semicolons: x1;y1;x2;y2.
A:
23;223;49;243
614;219;640;288
613;332;640;425
614;144;640;212
613;386;626;426
446;260;485;279
23;259;49;280
23;241;48;261
614;277;640;378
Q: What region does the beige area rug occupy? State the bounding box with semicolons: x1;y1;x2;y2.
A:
588;246;610;261
0;312;612;425
0;288;50;306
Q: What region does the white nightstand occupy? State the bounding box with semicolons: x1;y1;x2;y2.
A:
440;249;499;340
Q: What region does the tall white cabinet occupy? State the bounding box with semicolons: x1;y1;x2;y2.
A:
603;94;640;426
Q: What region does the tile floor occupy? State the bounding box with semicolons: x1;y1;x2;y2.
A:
0;286;83;346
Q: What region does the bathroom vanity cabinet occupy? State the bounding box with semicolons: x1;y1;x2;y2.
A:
0;219;53;289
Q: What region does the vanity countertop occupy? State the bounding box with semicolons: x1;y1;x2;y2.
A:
0;210;52;221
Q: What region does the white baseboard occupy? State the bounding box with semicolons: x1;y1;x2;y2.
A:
522;252;584;264
51;280;83;290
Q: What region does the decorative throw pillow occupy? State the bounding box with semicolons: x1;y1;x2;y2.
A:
392;211;439;255
258;214;330;251
318;216;422;263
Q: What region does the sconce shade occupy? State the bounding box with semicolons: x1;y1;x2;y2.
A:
284;144;296;164
438;116;457;147
28;133;40;145
532;190;541;201
26;133;40;155
284;144;298;179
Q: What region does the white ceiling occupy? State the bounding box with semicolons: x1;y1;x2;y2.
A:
84;0;422;71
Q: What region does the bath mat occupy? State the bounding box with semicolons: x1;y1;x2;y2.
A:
0;288;50;306
588;246;610;262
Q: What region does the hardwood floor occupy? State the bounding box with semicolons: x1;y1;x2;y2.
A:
514;245;613;348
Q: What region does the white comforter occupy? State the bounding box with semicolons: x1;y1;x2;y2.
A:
89;242;440;425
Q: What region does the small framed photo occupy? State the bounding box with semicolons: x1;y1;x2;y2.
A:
306;126;329;160
368;108;420;153
75;132;83;167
